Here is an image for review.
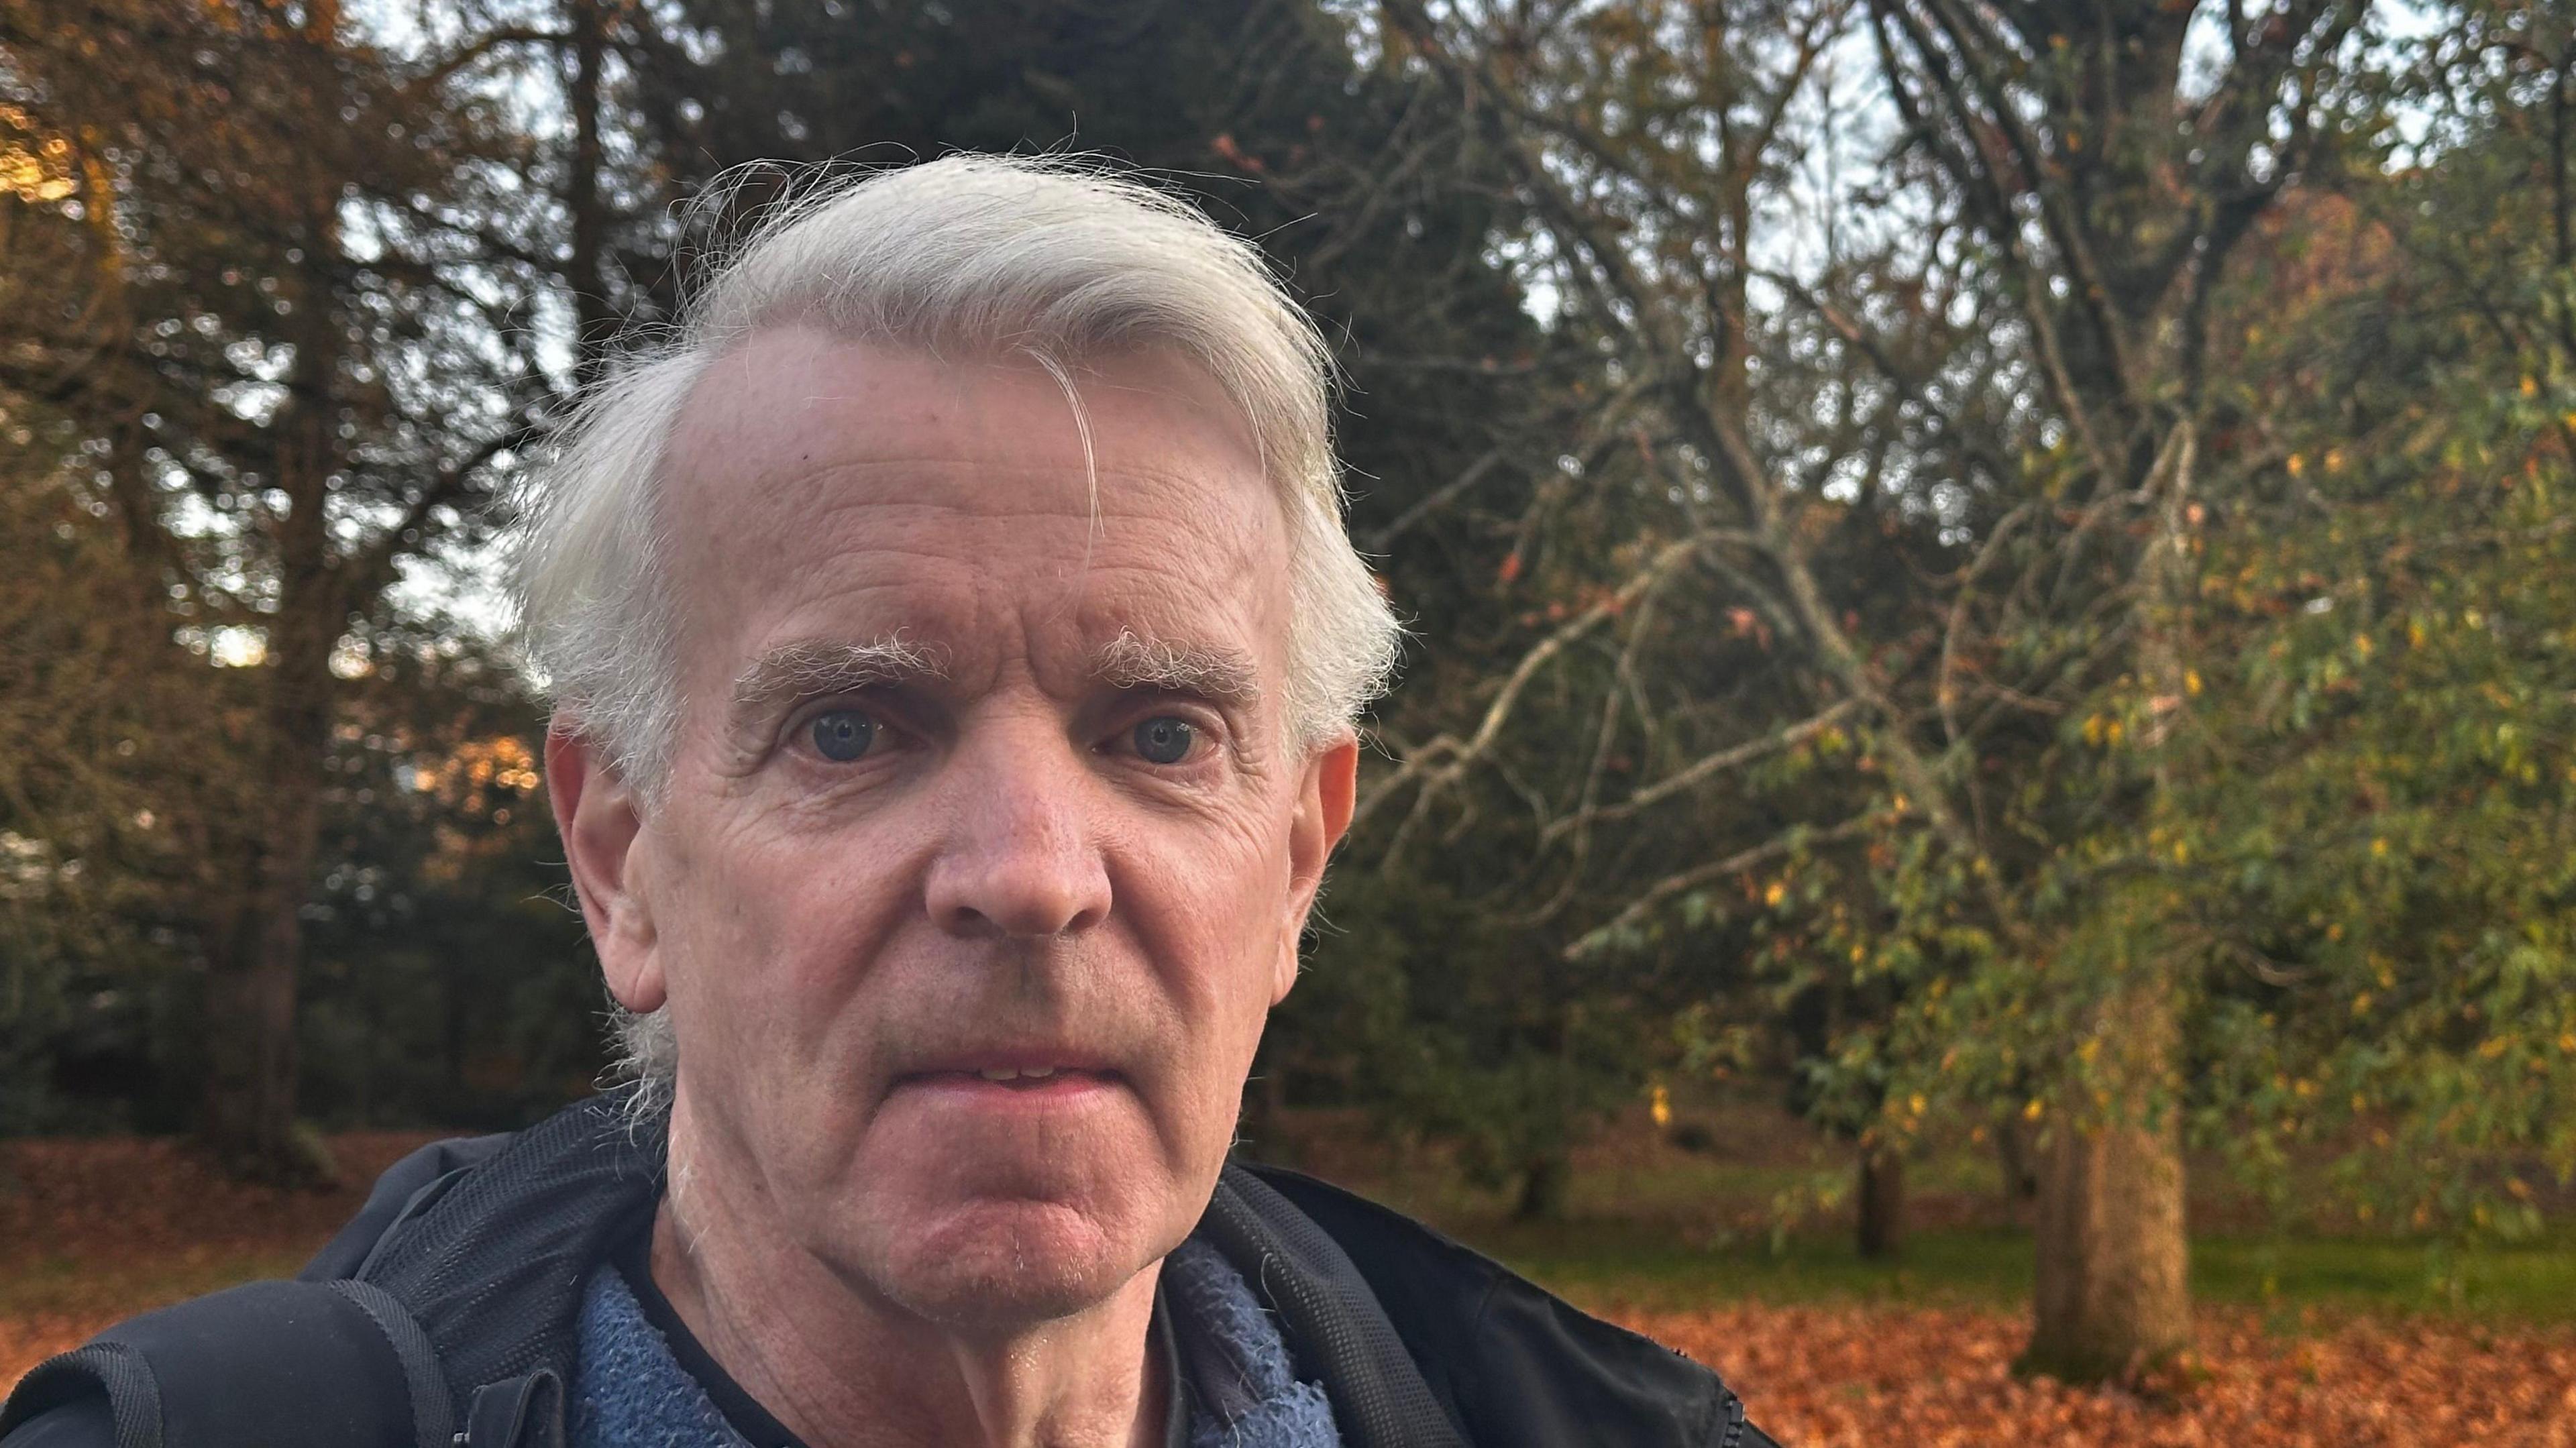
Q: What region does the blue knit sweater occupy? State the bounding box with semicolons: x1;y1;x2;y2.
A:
568;1237;1340;1448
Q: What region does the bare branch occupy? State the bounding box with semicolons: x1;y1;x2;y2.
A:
1539;699;1860;847
1355;528;1748;840
1564;811;1881;961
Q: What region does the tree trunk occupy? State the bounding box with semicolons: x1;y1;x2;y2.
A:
2023;981;2190;1382
201;869;320;1182
199;172;343;1183
1996;1111;2042;1201
199;569;339;1184
2021;409;2200;1382
1856;1141;1904;1260
1513;1150;1569;1221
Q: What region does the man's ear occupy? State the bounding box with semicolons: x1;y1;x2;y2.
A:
1274;736;1360;1005
545;721;665;1014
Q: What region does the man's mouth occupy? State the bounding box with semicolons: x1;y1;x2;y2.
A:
893;1058;1125;1097
949;1065;1113;1087
965;1064;1081;1082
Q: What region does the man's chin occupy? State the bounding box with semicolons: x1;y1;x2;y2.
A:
849;1196;1157;1331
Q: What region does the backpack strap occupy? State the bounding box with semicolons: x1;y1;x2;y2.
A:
463;1374;562;1448
0;1343;157;1448
3;1093;659;1448
327;1281;455;1448
0;1280;449;1448
356;1091;663;1431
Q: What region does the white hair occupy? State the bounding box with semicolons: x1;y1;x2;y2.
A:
508;154;1403;1107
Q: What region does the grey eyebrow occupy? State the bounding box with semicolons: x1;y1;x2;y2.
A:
729;636;947;727
1093;630;1260;708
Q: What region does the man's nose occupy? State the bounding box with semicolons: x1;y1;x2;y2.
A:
922;719;1112;939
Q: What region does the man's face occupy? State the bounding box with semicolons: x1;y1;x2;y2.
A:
555;328;1353;1328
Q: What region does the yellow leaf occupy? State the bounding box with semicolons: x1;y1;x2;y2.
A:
1650;1083;1672;1128
2184;669;2202;696
2023;1098;2045;1121
1763;879;1787;907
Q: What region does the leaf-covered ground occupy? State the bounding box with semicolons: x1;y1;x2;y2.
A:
0;1131;450;1380
1639;1303;2576;1447
4;1133;2572;1445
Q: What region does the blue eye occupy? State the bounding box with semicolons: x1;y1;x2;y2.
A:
1132;716;1195;765
810;710;876;762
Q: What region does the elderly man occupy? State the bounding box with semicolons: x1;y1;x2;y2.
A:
1;157;1772;1448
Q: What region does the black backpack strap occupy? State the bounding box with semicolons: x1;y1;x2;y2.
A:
0;1343;158;1448
0;1280;450;1448
4;1095;656;1448
327;1281;455;1448
463;1374;562;1448
358;1091;662;1429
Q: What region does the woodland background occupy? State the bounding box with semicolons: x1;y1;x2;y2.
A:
3;0;2575;1429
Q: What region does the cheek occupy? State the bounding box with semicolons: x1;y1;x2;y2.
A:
652;814;912;1076
1122;803;1295;1061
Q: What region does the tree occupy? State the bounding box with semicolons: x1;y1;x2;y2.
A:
0;0;557;1175
1373;0;2380;1377
297;619;598;1129
0;437;223;1131
2167;0;2576;1254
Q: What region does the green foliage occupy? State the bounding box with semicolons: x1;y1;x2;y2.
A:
292;624;600;1129
1277;869;1653;1200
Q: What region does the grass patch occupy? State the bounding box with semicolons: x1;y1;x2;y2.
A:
1426;1214;2576;1325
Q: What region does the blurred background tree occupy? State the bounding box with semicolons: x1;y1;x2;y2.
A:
0;0;564;1177
1369;0;2567;1381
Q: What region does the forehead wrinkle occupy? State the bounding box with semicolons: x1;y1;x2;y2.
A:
1092;629;1261;708
729;636;950;718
